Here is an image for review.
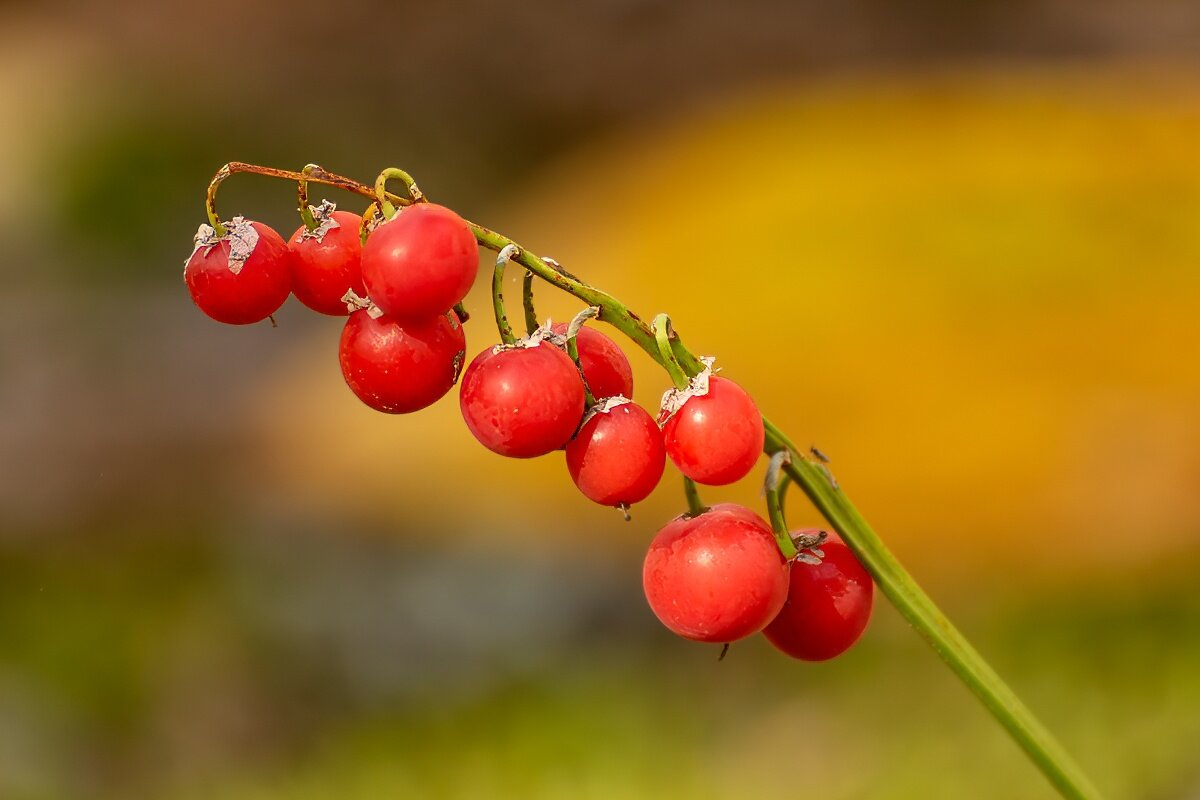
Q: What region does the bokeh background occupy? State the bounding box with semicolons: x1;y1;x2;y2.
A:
2;2;1199;798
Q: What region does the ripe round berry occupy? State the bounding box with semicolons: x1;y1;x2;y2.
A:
763;531;874;661
549;323;633;400
642;503;788;643
339;309;466;414
184;219;291;325
565;400;665;507
459;342;585;458
288;210;366;315
361;203;479;318
660;376;764;486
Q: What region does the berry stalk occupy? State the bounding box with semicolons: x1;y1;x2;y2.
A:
469;199;1102;800
682;476;707;517
765;425;1100;800
199;163;1102;800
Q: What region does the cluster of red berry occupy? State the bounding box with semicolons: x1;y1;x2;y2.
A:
184;189;873;661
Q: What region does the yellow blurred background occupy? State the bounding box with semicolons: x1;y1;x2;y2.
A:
1;3;1198;799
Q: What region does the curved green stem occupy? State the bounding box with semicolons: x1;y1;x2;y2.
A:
652;313;690;390
682;476;707;517
763;450;798;559
565;306;600;406
374;167;423;219
466;223;707;377
492;244;519;345
522;272;539;336
297;164;320;231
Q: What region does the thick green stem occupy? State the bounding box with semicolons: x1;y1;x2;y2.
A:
763;422;1100;800
465;225;1101;800
198;163;1102;800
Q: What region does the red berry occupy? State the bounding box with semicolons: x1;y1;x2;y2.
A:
549;323;634;399
565;400;665;506
339;309;466;414
642;503;788;643
288;210;366;315
763;531;874;661
660;376;764;485
459;342;585;458
184;219;291;325
361;203;479;318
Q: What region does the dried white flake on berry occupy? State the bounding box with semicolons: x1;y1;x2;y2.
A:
492;323;566;354
341;289;383;318
658;356;718;421
580;395;631;427
221;216;260;275
187;217;260;275
300;199;340;242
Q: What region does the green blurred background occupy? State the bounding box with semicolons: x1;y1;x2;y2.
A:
2;2;1199;798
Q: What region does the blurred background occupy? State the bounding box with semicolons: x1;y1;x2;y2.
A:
2;1;1199;798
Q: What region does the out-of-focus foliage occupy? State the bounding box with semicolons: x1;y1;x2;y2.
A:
2;0;1199;796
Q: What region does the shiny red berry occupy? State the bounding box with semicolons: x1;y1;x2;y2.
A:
361;203;479;318
184;219;291;325
288;210;366;315
660;376;764;485
459;342;585;458
339;309;466;414
642;503;788;643
763;531;874;661
565;400;665;507
549;323;634;400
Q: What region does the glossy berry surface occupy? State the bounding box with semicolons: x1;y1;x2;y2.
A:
459;342;585;458
642;503;788;643
763;531;874;661
361;203;479;318
184;221;291;324
549;323;634;400
565;401;665;506
288;210;366;315
339;309;466;414
660;375;765;486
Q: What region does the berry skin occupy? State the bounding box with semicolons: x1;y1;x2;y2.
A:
763;531;874;661
565;401;665;507
339;309;467;414
288;210;366;315
185;220;291;324
660;376;765;486
549;323;634;399
361;203;479;318
460;342;586;458
642;503;789;643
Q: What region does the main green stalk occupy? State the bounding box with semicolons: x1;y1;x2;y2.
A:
203;163;1102;800
467;215;1102;800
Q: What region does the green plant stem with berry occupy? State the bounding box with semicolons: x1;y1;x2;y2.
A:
185;162;1103;800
